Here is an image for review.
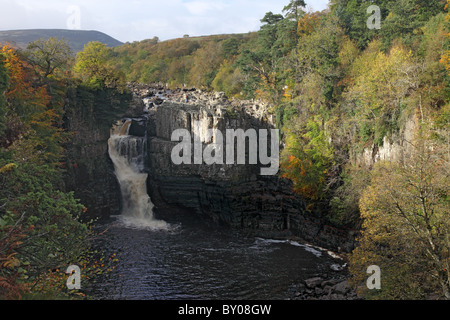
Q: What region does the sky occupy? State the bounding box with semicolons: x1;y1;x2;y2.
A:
0;0;330;43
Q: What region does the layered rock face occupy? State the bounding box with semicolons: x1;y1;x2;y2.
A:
64;107;121;219
63;86;142;220
134;85;356;252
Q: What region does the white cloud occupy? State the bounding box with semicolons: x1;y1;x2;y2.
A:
184;1;226;15
0;0;330;42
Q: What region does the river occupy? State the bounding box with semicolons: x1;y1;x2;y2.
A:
87;207;343;300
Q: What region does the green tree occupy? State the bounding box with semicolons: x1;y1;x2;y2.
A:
237;12;287;100
331;0;446;49
282;0;306;21
282;0;306;55
74;41;126;92
25;37;72;81
221;37;241;59
211;60;245;97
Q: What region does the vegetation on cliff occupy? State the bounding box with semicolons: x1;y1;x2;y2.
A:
0;38;128;299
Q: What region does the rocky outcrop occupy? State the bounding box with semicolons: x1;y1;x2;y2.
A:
292;274;360;300
129;83;357;253
355;114;419;167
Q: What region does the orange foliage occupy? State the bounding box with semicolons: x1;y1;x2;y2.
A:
1;45;50;108
1;44;66;163
297;12;321;37
281;154;324;200
0;224;33;300
442;0;450;75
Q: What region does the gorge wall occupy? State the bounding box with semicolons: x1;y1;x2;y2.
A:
63;85;142;220
354;114;420;168
63;83;357;253
135;85;357;253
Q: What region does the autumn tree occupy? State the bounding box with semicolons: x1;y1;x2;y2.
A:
211;60;245;97
0;44;93;299
349;131;449;299
188;40;224;88
441;0;450;74
281;116;335;201
0;42;121;299
0;53;8;135
344;41;420;147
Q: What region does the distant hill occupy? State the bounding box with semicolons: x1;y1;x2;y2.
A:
0;29;123;53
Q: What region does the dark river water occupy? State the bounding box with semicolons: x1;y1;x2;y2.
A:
88;208;343;300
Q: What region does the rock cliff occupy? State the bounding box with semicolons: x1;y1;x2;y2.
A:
63;82;357;252
131;84;357;252
63;85;138;220
354;114;419;167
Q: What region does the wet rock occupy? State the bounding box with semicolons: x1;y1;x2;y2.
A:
334;280;349;294
128;119;147;137
321;279;338;287
305;277;323;289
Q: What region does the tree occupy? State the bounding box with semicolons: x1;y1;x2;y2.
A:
282;0;306;21
25;37;72;81
331;0;446;49
344;41;420;146
74;41;126;92
349;131;450;299
0;54;8;135
0;43;117;300
295;14;343;104
441;0;450;75
281;116;335;200
188;41;224;88
211;60;245;97
221;37;241;59
0;44;90;299
282;0;306;53
237;12;287;100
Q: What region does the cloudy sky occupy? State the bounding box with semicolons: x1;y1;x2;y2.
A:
0;0;330;42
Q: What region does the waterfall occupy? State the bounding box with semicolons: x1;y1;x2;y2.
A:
108;119;169;230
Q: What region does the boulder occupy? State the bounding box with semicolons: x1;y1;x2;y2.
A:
305;277;323;289
334;280;349;294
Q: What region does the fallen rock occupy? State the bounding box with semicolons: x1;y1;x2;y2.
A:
333;280;349;294
305;277;323;289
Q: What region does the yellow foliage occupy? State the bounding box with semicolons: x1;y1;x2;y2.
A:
441;0;450;75
0;163;17;173
349;132;450;299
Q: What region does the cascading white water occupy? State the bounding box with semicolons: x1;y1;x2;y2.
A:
108;119;169;230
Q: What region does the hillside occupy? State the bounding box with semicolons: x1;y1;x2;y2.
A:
0;29;123;53
109;32;256;92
